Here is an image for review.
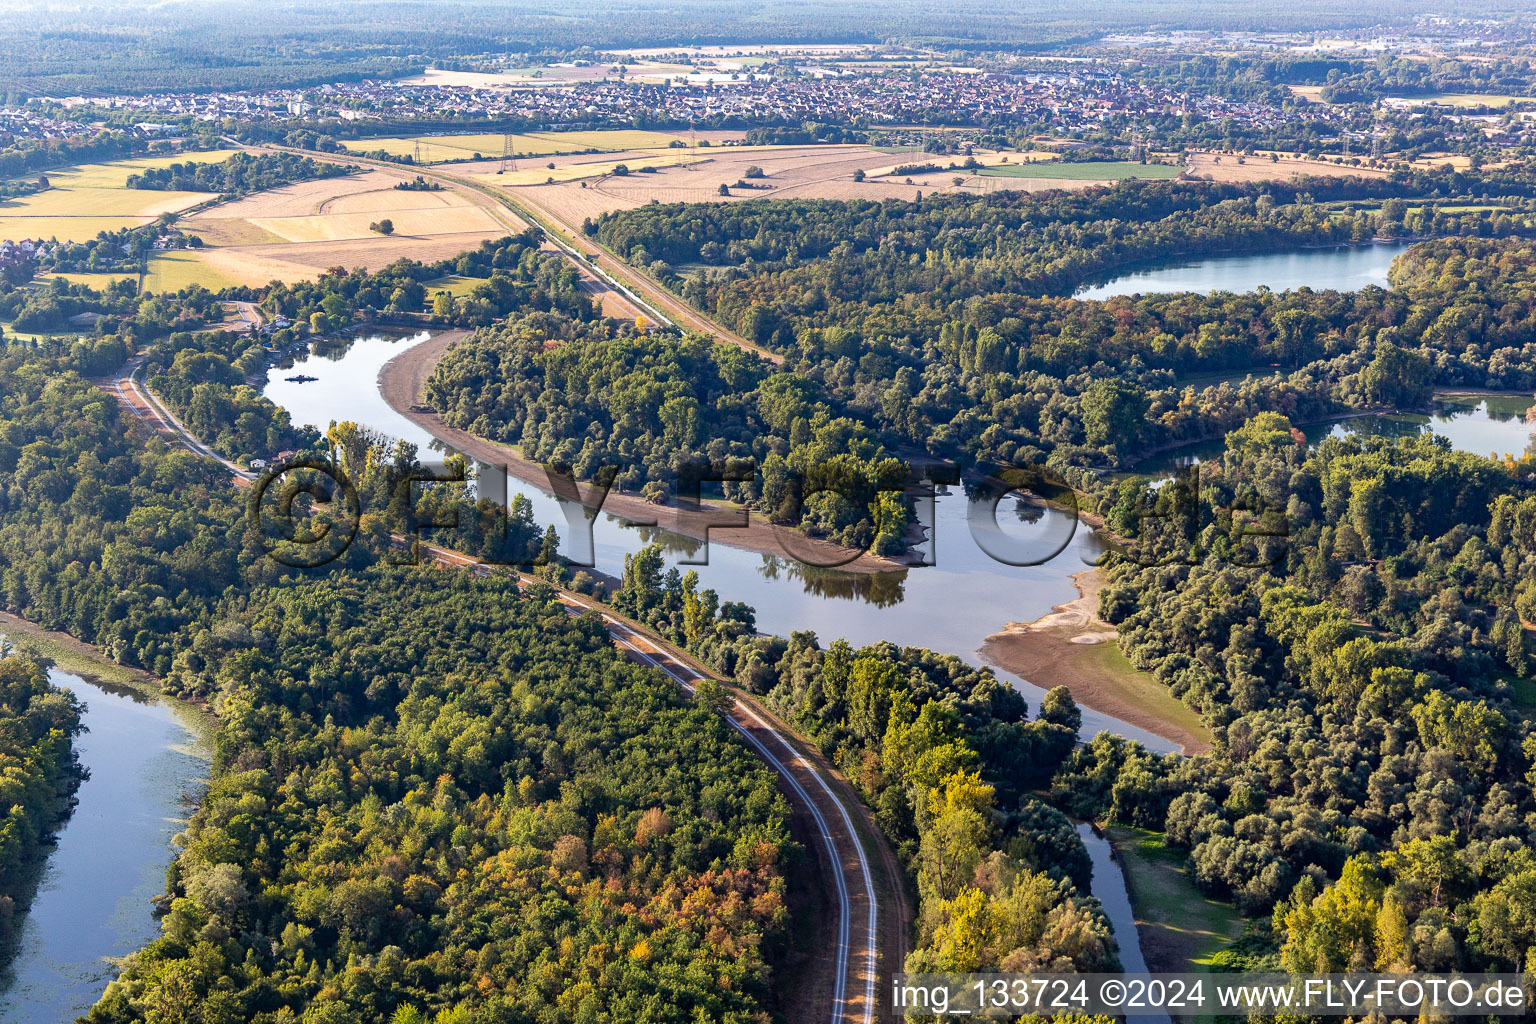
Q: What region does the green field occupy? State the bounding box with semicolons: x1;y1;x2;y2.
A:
144;251;240;293
1078;641;1213;748
1107;826;1243;970
979;161;1182;180
426;274;492;298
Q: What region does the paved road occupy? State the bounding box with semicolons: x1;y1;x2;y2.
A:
102;355;255;485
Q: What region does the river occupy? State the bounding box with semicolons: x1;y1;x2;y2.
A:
0;664;210;1023
264;331;1181;752
1073;241;1413;300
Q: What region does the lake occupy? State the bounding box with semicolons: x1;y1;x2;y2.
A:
1074;242;1413;300
1131;393;1536;478
0;666;209;1023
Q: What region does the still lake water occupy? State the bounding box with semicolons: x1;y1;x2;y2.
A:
1074;242;1412;300
1132;394;1536;478
0;666;209;1023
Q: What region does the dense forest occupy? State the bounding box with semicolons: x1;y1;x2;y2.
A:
418;179;1536;552
125;151;358;198
420;169;1536;978
0;340;804;1022
609;544;1121;974
1054;416;1536;975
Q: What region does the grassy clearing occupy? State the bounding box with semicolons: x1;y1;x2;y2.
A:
145;251;241;293
1077;641;1212;745
1107;826;1243;971
426;274;492;298
980;161;1182;180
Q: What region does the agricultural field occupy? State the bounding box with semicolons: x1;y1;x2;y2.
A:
0;149;239;242
500;143;1168;228
341;129;732;164
144;251;243;293
1403;93;1536;108
173;165;523;286
1186;150;1389;182
472;152;708;187
977;160;1182;180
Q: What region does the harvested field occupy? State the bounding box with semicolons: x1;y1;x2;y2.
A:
976;160;1181;180
194;247;321;286
3;187;216;218
472;153;707;187
186;170;400;220
505;144;1119;221
227;231;508;273
247;205;503;243
1187;151;1388;182
34;149;242;189
342;129;724;164
0;215;145;242
0;151;247;243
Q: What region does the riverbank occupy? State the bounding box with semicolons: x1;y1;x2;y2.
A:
1105;825;1242;973
0;611;215;738
0;613;213;1023
978;569;1213;755
0;612;149;688
377;329;911;574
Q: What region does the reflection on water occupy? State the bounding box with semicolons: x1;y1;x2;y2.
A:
1076;824;1168;1024
0;666;209;1023
759;556;909;608
266;333;1180;753
1073;242;1412;300
1131;395;1536;478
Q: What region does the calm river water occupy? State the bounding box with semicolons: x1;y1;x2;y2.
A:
0;665;209;1023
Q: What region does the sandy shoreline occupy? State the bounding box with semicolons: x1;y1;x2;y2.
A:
377;330;909;573
978;569;1213;755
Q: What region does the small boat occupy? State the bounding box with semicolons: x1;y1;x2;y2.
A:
284;374;318;383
